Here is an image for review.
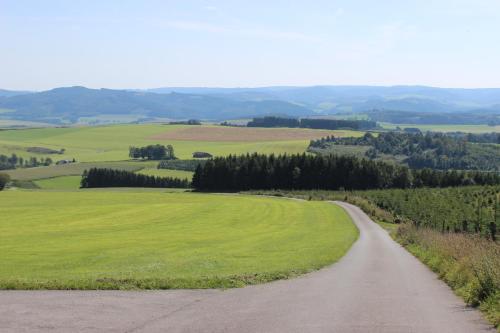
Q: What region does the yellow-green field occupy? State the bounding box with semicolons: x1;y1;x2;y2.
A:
136;168;193;179
0;190;357;289
33;175;82;190
0;124;364;163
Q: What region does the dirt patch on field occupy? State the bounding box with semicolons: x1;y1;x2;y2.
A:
151;127;345;142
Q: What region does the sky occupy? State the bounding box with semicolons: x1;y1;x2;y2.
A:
1;0;500;90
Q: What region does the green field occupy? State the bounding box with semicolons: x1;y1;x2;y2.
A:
136;168;193;179
3;161;157;181
33;175;82;190
27;168;193;190
0;124;364;163
380;122;500;133
0;190;357;289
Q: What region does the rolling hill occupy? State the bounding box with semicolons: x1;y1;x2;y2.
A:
0;87;312;123
1;85;500;125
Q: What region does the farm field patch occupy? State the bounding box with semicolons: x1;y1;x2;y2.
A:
151;126;358;142
33;176;82;190
4;161;156;181
136;168;193;179
0;191;357;289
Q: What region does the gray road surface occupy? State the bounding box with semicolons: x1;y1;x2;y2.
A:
0;201;495;332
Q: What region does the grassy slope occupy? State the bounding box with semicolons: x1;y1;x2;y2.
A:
380;122;500;133
0;124;364;162
0;191;357;289
136;168;194;179
34;176;82;190
4;161;157;181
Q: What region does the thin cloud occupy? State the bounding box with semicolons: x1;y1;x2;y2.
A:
159;19;322;43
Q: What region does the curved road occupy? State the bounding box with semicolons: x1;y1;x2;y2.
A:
0;201;494;332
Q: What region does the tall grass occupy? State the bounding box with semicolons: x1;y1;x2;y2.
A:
397;224;499;328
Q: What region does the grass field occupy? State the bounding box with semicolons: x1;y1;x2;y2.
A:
380;122;500;133
136;168;194;179
0;124;364;162
3;161;157;181
0;191;357;289
33;176;82;190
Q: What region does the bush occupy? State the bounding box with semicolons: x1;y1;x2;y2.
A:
0;173;10;190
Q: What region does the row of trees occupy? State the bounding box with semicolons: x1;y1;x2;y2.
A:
192;153;500;191
0;153;54;170
129;145;175;160
80;168;190;188
246;117;377;130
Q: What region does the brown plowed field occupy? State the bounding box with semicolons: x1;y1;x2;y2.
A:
151;126;344;142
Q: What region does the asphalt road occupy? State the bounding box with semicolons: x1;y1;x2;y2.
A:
0;201;495;333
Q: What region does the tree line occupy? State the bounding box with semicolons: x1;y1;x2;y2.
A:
192;153;500;191
80;168;190;188
246;116;377;130
129;144;175;160
0;153;54;170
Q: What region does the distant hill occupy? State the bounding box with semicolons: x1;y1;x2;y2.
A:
0;89;33;97
144;85;500;113
1;85;500;125
0;86;312;124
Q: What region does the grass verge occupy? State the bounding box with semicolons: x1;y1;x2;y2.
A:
396;224;499;329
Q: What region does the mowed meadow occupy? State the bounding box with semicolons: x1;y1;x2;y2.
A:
0;191;357;289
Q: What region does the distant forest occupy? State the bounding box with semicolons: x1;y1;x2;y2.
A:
246;116;377;130
309;132;500;171
0;153;54;170
192;153;500;191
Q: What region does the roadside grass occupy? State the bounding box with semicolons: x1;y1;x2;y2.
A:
0;191;358;289
397;225;500;329
0;124;365;161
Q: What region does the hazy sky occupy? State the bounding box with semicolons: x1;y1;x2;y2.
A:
1;0;500;90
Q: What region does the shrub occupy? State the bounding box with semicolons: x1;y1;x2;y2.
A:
0;173;10;190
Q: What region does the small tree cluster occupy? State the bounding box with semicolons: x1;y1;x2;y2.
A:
0;154;53;170
81;168;190;188
129;145;175;160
